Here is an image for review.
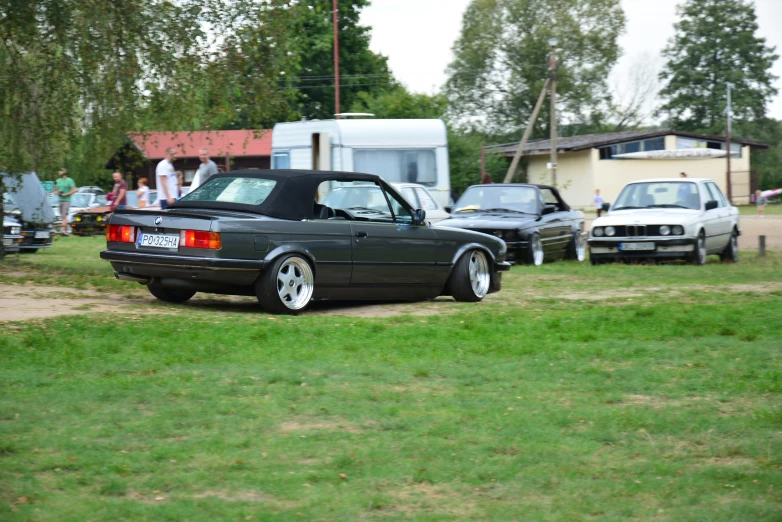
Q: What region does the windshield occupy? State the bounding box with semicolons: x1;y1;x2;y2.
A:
70;193;93;207
180;177;277;206
614;182;701;210
453;186;539;214
322;186;390;213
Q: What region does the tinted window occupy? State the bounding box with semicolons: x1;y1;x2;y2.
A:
354;149;437;185
182;177;277;206
453;186;539;214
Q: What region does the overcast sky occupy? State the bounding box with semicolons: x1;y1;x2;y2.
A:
359;0;782;121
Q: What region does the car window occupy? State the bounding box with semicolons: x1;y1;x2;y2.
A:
320;182;396;223
70;193;93;207
414;187;438;210
453;186;539;214
400;187;419;208
615;182;701;210
538;188;562;210
385;188;413;224
706;182;727;207
182;177;277;206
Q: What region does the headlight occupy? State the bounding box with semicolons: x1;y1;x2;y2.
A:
593;227;604;237
503;230;517;241
605;226;616;237
75;216;82;222
659;225;671;236
12;226;21;235
96;216;103;222
492;230;502;238
672;225;684;235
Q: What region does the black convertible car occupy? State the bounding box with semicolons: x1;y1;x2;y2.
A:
437;184;585;265
101;170;510;314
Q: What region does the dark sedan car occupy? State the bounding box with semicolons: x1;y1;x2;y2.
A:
437;184;585;265
101;170;510;314
2;172;56;253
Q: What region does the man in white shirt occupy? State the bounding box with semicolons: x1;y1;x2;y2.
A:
156;147;179;209
190;148;219;191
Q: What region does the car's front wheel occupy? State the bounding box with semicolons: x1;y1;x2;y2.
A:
690;231;707;265
256;254;315;315
720;229;739;263
565;231;585;262
147;281;196;303
449;249;491;302
526;234;544;266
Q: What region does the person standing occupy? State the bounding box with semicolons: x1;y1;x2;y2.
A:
111;172;128;210
755;189;767;218
156;147;178;209
594;189;604;218
136;178;150;208
190;147;219;190
54;168;76;235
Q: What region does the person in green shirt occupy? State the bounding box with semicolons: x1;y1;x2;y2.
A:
54;168;76;235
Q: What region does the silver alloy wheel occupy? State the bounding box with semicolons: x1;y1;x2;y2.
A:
575;233;585;262
468;250;490;298
730;234;738;262
696;234;707;265
276;257;314;310
532;236;544;266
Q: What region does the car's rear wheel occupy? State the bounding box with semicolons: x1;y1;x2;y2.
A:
147;281;196;303
690;231;707;265
449;249;491;302
565;231;585;261
720;229;739;263
526;234;544;266
256;254;314;315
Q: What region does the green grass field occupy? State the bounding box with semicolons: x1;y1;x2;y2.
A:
1;238;780;520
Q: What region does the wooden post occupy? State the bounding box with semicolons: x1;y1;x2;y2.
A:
759;235;766;257
503;77;551;184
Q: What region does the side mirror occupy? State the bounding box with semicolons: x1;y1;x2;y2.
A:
542;205;557;215
444;206;453;213
412;208;426;225
705;200;718;211
602;202;611;212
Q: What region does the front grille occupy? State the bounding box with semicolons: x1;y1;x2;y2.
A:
626;225;646;237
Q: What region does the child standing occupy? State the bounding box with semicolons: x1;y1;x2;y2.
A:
755;190;767;218
594;189;604;217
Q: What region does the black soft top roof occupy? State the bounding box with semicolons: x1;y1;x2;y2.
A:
170;169;393;220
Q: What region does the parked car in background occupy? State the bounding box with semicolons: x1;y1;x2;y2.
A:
72;190;159;235
77;186;106;195
320;183;450;224
102;170;510;314
2;172;55;253
436;184;586;265
588;178;740;265
66;192;109;224
2;217;23;255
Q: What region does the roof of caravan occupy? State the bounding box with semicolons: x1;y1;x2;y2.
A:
272;119;447;147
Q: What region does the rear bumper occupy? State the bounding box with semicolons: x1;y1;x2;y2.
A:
101;249;267;288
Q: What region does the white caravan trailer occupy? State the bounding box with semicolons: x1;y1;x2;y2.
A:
271;119;451;206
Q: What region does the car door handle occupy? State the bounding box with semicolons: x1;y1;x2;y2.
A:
355;231;368;238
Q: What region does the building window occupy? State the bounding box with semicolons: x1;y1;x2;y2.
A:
272;151;290;169
598;137;665;160
677;137;741;158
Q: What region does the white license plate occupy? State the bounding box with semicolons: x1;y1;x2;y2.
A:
35;231;50;239
3;238;11;247
619;242;655;251
137;233;179;249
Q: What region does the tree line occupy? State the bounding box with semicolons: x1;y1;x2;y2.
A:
0;0;779;194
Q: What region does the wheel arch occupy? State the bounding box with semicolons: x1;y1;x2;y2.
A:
262;245;317;276
444;242;497;293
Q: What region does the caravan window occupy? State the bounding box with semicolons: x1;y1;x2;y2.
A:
353;149;437;186
272;151;291;169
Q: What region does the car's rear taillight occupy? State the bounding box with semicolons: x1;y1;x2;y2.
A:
179;230;222;250
106;225;136;243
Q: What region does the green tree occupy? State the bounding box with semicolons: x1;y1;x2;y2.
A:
445;0;626;139
350;88;447;119
658;0;778;133
288;0;394;120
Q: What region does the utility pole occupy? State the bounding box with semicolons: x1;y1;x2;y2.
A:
549;38;558;187
725;82;733;202
333;0;340;119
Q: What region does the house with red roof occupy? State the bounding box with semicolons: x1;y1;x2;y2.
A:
109;130;272;190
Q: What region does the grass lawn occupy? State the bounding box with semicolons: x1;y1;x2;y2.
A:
737;204;782;216
1;238;781;520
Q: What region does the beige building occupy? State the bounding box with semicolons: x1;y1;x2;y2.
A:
486;129;768;208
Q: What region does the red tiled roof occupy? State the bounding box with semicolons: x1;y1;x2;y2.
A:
129;130;272;159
